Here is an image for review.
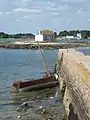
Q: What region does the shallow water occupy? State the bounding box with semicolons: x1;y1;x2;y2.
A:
0;38;22;43
56;39;90;43
0;49;58;110
76;47;90;55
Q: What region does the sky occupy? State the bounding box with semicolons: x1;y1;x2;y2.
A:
0;0;90;34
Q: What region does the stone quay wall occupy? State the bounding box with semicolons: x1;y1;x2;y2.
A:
56;49;90;120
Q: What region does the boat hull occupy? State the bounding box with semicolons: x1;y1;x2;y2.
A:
18;81;58;92
12;75;58;92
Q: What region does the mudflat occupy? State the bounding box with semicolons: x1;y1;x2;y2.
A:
0;104;64;120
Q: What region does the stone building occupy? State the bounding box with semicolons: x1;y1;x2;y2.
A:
35;30;55;42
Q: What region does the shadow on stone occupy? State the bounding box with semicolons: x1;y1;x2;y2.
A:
68;103;79;120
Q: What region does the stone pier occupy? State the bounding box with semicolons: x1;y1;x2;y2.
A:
57;48;90;120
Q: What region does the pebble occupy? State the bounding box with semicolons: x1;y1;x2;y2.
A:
39;106;43;109
17;115;21;119
50;97;54;99
42;109;46;115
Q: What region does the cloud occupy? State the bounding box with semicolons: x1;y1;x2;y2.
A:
46;4;70;12
51;12;65;16
16;19;21;22
5;12;11;15
0;0;90;33
61;0;87;3
88;19;90;22
21;0;32;3
22;15;29;21
13;8;42;14
22;0;29;2
76;8;84;15
23;16;28;19
0;12;3;16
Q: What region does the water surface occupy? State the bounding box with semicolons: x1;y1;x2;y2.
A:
56;39;90;43
0;49;58;110
76;47;90;55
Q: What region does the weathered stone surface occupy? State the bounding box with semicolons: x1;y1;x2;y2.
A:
57;49;90;120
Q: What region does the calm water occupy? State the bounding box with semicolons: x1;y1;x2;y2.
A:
0;38;21;43
0;49;58;111
76;47;90;55
0;38;90;43
56;39;90;43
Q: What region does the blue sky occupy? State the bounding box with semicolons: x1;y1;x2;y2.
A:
0;0;90;34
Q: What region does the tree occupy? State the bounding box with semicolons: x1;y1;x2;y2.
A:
0;32;9;38
59;30;68;36
53;32;57;38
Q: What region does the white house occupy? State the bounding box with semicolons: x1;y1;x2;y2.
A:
65;36;75;39
77;33;82;39
35;30;55;42
35;34;43;42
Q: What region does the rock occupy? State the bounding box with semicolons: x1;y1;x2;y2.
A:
20;102;30;109
49;97;54;99
42;109;46;115
17;115;21;119
39;106;43;109
48;115;52;119
62;114;66;120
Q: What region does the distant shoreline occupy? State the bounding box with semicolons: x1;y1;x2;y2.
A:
0;42;90;50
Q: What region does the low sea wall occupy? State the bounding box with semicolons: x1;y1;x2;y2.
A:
0;42;90;49
57;49;90;120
